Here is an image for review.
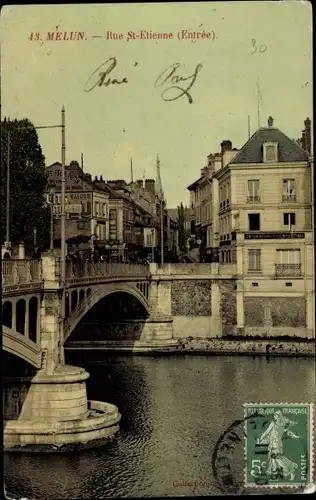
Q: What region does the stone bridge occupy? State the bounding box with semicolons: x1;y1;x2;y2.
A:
2;256;240;368
3;253;313;449
2;257;154;368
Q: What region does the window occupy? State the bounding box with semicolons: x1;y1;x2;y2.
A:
103;203;106;217
77;220;89;230
95;202;99;216
146;233;152;246
276;249;300;264
263;143;278;163
248;249;261;271
247;180;260;202
264;305;272;322
276;250;301;276
248;213;260;231
109;209;117;240
283;213;296;228
282;179;296;201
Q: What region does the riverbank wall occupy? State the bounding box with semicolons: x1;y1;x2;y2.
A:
65;337;315;357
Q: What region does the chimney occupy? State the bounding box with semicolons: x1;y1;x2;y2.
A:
95;176;98;181
267;116;274;127
220;140;232;154
200;166;209;177
145;179;155;194
100;175;103;181
136;179;143;188
69;160;80;169
301;130;306;152
304;117;311;154
207;154;214;167
18;242;25;259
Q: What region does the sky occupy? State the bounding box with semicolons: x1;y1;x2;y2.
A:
1;1;313;208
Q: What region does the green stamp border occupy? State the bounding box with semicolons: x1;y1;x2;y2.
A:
243;403;315;489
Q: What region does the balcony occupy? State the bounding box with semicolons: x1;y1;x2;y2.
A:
282;195;296;202
247;196;261;203
275;263;301;277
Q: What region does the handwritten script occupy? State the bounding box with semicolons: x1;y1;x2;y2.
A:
84;57;203;103
154;62;203;103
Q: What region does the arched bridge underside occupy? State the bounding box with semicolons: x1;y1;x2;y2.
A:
64;282;150;343
2;326;41;369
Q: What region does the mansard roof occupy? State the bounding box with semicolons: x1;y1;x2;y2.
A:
232;126;309;165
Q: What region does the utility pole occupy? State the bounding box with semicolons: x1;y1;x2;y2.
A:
5;131;10;249
60;106;66;327
50;198;54;250
256;79;261;129
156;154;164;265
160;197;164;264
151;228;155;262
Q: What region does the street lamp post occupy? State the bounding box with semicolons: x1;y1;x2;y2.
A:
160;198;164;264
5;131;10;250
47;188;55;251
50;205;54;250
60;107;66;335
151;227;155;262
3;111;66;363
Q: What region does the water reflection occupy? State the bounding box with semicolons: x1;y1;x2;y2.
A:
4;354;315;498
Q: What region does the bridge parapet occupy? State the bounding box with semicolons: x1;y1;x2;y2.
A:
2;259;42;288
149;262;237;278
66;261;150;285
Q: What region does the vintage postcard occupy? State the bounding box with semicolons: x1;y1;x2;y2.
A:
1;1;314;498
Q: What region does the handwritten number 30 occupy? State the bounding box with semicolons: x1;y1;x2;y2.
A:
251;39;267;55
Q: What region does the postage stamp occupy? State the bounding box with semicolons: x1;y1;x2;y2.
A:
244;403;314;488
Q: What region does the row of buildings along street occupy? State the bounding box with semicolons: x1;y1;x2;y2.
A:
44;157;181;263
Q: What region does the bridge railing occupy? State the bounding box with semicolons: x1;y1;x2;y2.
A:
66;261;150;283
2;259;42;286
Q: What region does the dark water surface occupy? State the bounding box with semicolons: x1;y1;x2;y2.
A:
4;354;315;498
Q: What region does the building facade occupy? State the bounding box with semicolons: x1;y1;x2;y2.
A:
46;161;109;251
188;142;239;261
188;116;314;338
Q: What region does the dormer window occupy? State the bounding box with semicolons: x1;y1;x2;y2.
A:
263;142;278;163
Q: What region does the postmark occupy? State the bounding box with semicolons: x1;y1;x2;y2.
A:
212;416;247;494
244;403;314;488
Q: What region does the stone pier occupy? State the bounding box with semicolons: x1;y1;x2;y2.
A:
4;253;121;451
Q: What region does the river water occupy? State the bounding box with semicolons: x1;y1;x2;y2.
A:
4;353;315;498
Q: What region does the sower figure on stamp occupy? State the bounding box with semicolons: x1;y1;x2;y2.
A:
256;410;300;480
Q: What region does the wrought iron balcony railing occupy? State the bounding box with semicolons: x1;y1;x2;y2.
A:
275;263;301;277
247;196;261;202
282;194;296;202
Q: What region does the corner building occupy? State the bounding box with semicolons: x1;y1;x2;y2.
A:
188;116;314;338
215;117;314;338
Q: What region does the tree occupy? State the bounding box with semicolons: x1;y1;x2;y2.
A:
177;202;188;253
1;118;50;252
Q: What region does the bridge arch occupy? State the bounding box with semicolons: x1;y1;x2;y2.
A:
64;283;150;343
2;300;13;328
2;326;41;369
16;299;26;335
